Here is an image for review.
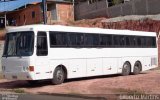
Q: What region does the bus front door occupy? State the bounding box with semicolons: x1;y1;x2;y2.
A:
35;32;51;79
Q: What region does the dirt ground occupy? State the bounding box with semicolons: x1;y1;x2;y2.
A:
0;69;160;99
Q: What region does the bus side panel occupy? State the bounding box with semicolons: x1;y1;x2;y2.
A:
67;59;87;78
102;58;119;75
86;58;103;76
141;56;157;71
49;59;87;79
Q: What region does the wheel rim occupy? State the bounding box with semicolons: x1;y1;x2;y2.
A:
135;66;139;72
134;62;141;73
56;70;63;81
123;64;129;74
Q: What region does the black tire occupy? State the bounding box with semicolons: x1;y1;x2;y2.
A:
133;61;141;75
122;62;131;76
52;67;65;85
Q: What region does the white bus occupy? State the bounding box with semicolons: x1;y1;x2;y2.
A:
1;25;158;85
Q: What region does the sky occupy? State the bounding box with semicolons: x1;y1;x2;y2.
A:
0;0;42;12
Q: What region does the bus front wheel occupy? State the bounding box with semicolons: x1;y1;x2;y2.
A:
122;62;131;76
52;67;65;85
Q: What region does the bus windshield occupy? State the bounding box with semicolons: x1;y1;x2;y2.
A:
3;31;34;57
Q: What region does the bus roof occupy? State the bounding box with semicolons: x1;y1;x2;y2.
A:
6;24;156;37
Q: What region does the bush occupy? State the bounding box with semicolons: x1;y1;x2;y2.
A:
112;0;123;5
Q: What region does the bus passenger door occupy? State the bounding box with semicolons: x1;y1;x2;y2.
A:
35;32;50;79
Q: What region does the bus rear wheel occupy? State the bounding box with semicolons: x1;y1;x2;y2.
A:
52;67;65;85
133;61;141;75
122;62;131;76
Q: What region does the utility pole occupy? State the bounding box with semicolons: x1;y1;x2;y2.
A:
4;12;6;27
73;0;75;21
42;0;47;24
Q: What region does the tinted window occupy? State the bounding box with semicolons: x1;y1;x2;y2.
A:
48;31;156;48
125;36;130;46
3;31;34;57
50;32;67;47
85;34;99;46
126;36;137;47
68;33;76;46
130;36;136;47
136;37;142;47
113;35;119;46
68;33;84;46
77;34;84;46
119;36;125;46
146;37;156;48
151;37;156;47
141;37;146;47
37;32;48;56
100;34;112;46
49;33;56;45
113;35;125;46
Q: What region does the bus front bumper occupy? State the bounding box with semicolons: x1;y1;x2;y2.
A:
2;72;34;80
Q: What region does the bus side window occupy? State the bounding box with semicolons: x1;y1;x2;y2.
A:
76;33;84;46
125;36;130;47
136;37;142;47
129;36;135;47
151;37;156;48
37;32;48;56
113;35;120;47
141;37;146;48
85;34;99;47
146;37;151;48
68;33;77;46
49;32;67;47
146;37;156;48
100;34;112;47
68;33;84;47
119;36;125;46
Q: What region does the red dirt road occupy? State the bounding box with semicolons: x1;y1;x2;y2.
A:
0;69;160;99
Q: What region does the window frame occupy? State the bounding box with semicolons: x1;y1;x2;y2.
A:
48;31;156;48
49;31;68;47
68;32;84;47
36;31;48;56
84;33;100;47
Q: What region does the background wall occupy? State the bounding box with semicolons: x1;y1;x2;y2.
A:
75;0;160;20
75;0;108;20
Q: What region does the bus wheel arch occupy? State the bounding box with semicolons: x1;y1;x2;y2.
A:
122;61;131;76
133;61;142;75
52;65;67;85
